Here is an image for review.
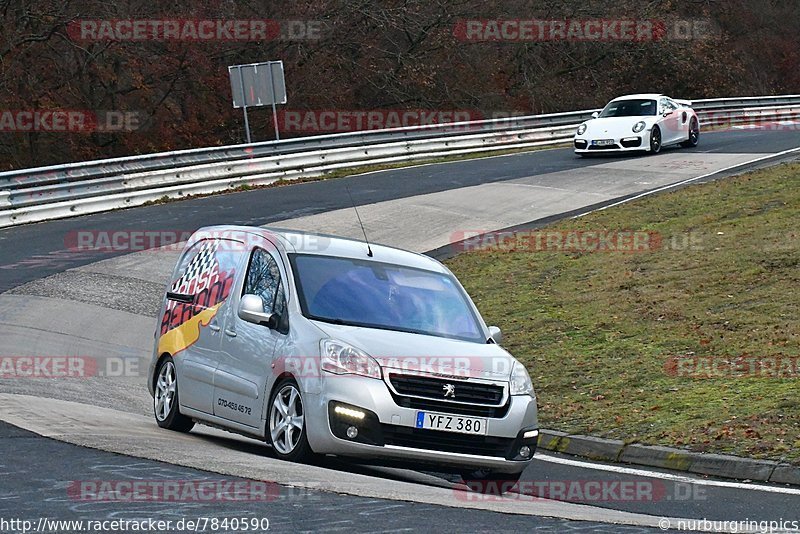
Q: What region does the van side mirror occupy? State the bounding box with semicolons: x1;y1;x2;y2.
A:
488;326;503;344
591;112;599;119
239;294;276;328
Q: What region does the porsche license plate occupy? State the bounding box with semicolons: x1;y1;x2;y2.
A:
592;139;615;146
415;411;488;435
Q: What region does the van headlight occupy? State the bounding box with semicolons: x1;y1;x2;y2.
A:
510;360;534;396
576;123;588;136
320;339;381;379
633;121;646;133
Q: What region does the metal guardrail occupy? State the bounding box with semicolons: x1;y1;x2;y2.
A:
691;95;800;110
0;109;597;191
1;95;799;228
697;105;800;127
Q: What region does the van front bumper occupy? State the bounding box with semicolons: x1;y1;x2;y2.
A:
303;372;538;474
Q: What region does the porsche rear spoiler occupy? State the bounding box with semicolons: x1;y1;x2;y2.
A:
674;98;693;107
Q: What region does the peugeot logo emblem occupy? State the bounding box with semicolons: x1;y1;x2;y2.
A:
442;384;456;398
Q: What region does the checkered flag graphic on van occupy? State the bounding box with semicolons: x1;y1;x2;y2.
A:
171;240;219;292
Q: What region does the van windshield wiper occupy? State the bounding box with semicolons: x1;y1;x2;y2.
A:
311;316;347;326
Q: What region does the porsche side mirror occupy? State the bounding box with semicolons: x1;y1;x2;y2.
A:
591;112;599;119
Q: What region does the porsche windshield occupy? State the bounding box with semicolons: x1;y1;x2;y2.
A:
290;254;485;343
599;99;657;117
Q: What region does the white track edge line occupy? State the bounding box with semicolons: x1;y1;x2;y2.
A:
536;453;800;495
573;146;800;217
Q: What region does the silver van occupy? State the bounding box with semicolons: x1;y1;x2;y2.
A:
147;226;538;481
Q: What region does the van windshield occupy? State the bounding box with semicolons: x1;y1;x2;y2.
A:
290;254;485;343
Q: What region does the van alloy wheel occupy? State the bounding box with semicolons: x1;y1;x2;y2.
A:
270;383;305;455
153;357;194;432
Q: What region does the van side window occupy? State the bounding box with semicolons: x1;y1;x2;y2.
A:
244;248;287;320
161;239;237;337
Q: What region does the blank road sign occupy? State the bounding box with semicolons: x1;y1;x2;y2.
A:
229;61;286;109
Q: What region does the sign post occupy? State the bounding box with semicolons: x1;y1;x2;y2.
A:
266;65;280;141
228;60;287;143
236;66;251;144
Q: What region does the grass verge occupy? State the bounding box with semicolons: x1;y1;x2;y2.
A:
446;162;800;463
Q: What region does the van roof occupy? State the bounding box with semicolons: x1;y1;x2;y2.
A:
192;225;449;274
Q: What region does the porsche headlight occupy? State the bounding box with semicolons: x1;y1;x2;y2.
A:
320;339;381;379
510;360;534;396
576;123;588;136
633;121;646;133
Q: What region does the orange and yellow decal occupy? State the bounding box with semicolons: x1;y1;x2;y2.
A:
157;302;223;356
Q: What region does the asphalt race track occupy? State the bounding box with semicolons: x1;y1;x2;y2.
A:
3;128;800;290
0;421;652;533
1;127;799;532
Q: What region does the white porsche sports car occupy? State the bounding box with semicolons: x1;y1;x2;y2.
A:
573;94;700;156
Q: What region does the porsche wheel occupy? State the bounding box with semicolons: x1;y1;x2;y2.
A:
681;118;700;148
649;126;662;154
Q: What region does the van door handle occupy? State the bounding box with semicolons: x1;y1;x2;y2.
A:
224;329;237;338
209;323;221;332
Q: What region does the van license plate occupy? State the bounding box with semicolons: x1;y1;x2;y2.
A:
415;412;488;435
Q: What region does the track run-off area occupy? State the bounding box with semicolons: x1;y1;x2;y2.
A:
1;127;800;532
